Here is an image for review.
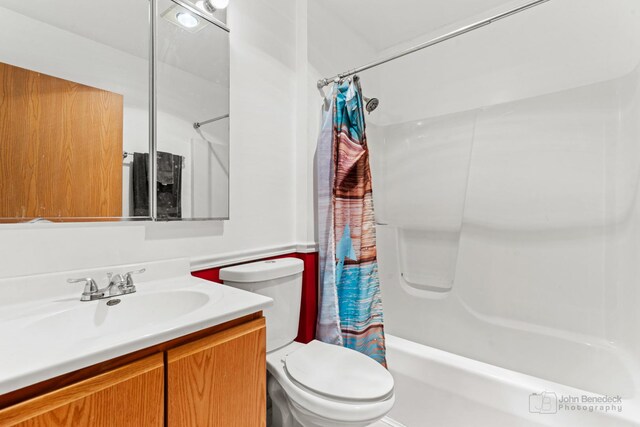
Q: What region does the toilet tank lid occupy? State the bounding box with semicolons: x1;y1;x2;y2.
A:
219;258;304;282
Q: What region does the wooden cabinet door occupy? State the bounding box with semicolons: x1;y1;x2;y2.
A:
167;318;266;427
0;354;163;427
0;62;123;219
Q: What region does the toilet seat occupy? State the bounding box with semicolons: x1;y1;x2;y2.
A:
283;340;394;402
266;341;395;425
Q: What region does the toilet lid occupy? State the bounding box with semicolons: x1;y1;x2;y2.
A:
283;340;394;401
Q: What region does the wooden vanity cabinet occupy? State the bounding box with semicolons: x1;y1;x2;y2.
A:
0;354;164;427
167;318;267;427
0;314;266;427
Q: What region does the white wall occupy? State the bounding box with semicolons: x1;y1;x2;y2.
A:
372;0;640;126
299;0;384;246
0;0;300;279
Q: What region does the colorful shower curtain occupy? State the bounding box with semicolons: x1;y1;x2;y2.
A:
316;76;386;366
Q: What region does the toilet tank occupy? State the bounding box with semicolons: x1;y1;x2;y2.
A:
220;258;304;352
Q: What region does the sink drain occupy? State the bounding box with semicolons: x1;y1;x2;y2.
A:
106;299;121;306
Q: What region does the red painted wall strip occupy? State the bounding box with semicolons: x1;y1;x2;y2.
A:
192;252;318;344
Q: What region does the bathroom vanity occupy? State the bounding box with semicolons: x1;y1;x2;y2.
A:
0;259;271;427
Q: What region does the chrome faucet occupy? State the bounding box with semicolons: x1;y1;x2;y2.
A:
67;277;101;301
68;269;146;302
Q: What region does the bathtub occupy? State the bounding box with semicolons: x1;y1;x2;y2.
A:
382;334;640;427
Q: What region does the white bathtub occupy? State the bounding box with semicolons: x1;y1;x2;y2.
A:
383;335;640;427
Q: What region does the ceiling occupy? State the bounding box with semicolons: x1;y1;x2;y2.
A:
315;0;528;52
0;0;228;82
157;0;229;84
0;0;151;60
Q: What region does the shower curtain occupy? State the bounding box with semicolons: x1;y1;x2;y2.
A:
316;76;386;366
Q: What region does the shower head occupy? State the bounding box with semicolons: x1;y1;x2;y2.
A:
364;96;379;113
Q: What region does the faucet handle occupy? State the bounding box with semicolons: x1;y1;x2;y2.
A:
106;272;125;284
123;268;146;288
67;277;99;301
106;271;122;282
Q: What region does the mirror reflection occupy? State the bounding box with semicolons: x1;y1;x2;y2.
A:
0;0;230;222
156;0;230;220
0;0;151;222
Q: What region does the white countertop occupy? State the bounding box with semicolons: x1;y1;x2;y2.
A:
0;258;272;395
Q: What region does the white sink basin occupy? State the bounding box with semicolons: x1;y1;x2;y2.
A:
23;289;215;343
0;259;272;395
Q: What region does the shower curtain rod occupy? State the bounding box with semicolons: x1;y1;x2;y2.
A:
193;113;230;129
317;0;551;89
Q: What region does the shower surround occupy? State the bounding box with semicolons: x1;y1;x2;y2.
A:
373;66;640;426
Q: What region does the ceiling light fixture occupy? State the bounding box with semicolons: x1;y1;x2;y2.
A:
162;4;207;33
209;0;229;9
195;0;212;13
196;0;229;13
176;11;199;28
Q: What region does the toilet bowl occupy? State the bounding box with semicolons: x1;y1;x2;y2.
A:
267;340;395;427
220;258;395;427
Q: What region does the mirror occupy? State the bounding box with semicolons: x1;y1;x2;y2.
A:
0;0;152;222
0;0;230;223
155;0;230;220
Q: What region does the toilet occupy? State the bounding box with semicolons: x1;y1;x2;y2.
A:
220;258;395;427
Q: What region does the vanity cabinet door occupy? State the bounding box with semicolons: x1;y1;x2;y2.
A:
0;354;164;427
167;318;266;427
